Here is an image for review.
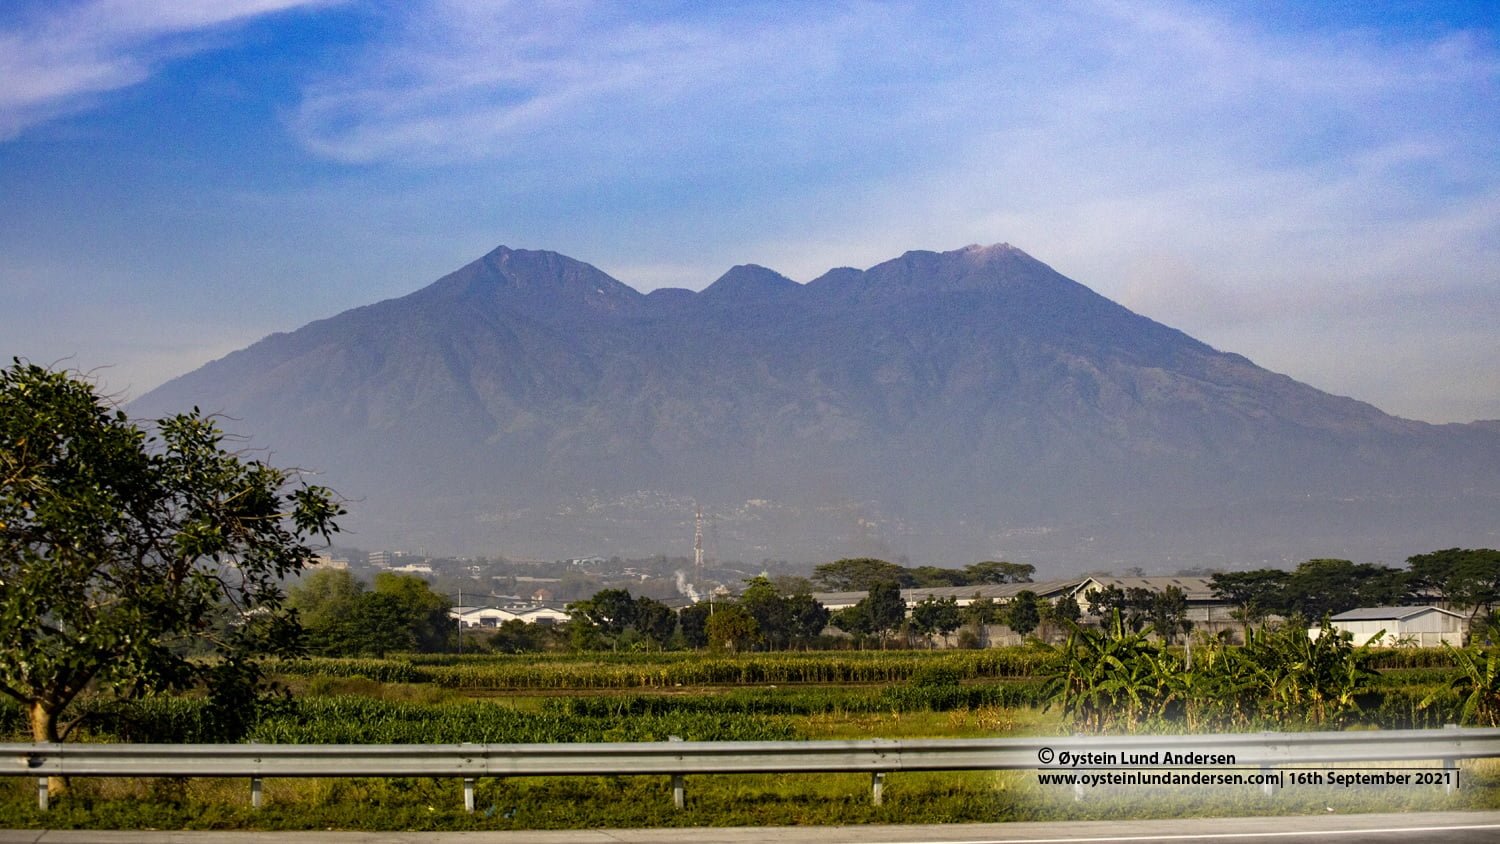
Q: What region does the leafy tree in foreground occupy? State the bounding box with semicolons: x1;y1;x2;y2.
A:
0;361;342;756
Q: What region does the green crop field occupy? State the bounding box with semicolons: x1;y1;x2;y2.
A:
3;646;1498;831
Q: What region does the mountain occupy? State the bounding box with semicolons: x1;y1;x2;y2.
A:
132;244;1500;570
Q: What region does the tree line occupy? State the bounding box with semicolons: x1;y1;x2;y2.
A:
1210;551;1500;635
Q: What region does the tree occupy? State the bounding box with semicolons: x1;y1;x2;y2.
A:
343;591;417;657
831;602;873;643
1150;585;1192;645
962;596;1001;626
705;604;759;652
288;570;453;656
567;588;638;640
907;566;970;587
1006;590;1041;637
678;602;711;648
784;592;831;647
632;595;676;648
812;558;910;591
1280;559;1410;620
910;596;962;647
1086;585;1164;632
1051;595;1081;626
739;575;793;648
0;362;341;755
286;568;363;634
488;618;541;653
965;561;1035;584
372;572;452;652
769;574;816;596
1210;569;1288;636
862;581;907;647
1408;548;1500;629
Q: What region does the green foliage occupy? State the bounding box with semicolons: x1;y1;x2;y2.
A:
287;569;452;657
1149;586;1192;645
677;602;711;649
1005;591;1041;637
372;572;452;652
909;596;962;645
1042;612;1181;732
810;558;1033;590
1044;617;1382;732
811;558;909;591
1209;569;1288;631
1408;548;1500;627
269;650;1049;691
705;604;759;652
249;696;796;744
0;361;341;743
1280;558;1411;619
863;581;907;643
963;561;1035;584
1419;645;1500;726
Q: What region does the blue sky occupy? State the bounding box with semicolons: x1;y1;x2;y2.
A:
2;0;1497;423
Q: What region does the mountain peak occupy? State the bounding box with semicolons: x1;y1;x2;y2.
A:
419;244;644;321
805;242;1072;302
701;264;800;302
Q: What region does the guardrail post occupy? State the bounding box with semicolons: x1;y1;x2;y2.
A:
250;777;263;809
463;777;476;812
669;734;686;809
1261;765;1274;797
1444;723;1459;795
871;772;885;805
36;778;48;811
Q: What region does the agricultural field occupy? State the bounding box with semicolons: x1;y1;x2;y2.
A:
3;645;1499;831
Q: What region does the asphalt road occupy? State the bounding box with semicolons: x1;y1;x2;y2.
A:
5;812;1500;844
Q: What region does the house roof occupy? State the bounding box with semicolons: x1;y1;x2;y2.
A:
1329;606;1465;622
1072;576;1219;602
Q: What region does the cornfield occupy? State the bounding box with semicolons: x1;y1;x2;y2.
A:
274;650;1051;690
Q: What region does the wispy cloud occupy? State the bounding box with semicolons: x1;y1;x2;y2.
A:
0;0;338;139
290;1;881;165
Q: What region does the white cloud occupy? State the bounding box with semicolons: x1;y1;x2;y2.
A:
0;0;339;139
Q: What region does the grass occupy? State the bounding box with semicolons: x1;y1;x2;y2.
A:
6;759;1497;831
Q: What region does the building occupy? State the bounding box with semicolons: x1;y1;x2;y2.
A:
810;578;1085;613
1310;606;1466;647
450;603;573;629
1068;575;1238;639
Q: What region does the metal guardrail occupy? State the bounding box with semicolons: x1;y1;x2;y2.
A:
9;728;1500;811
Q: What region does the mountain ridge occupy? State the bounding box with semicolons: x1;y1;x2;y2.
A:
132;243;1498;568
